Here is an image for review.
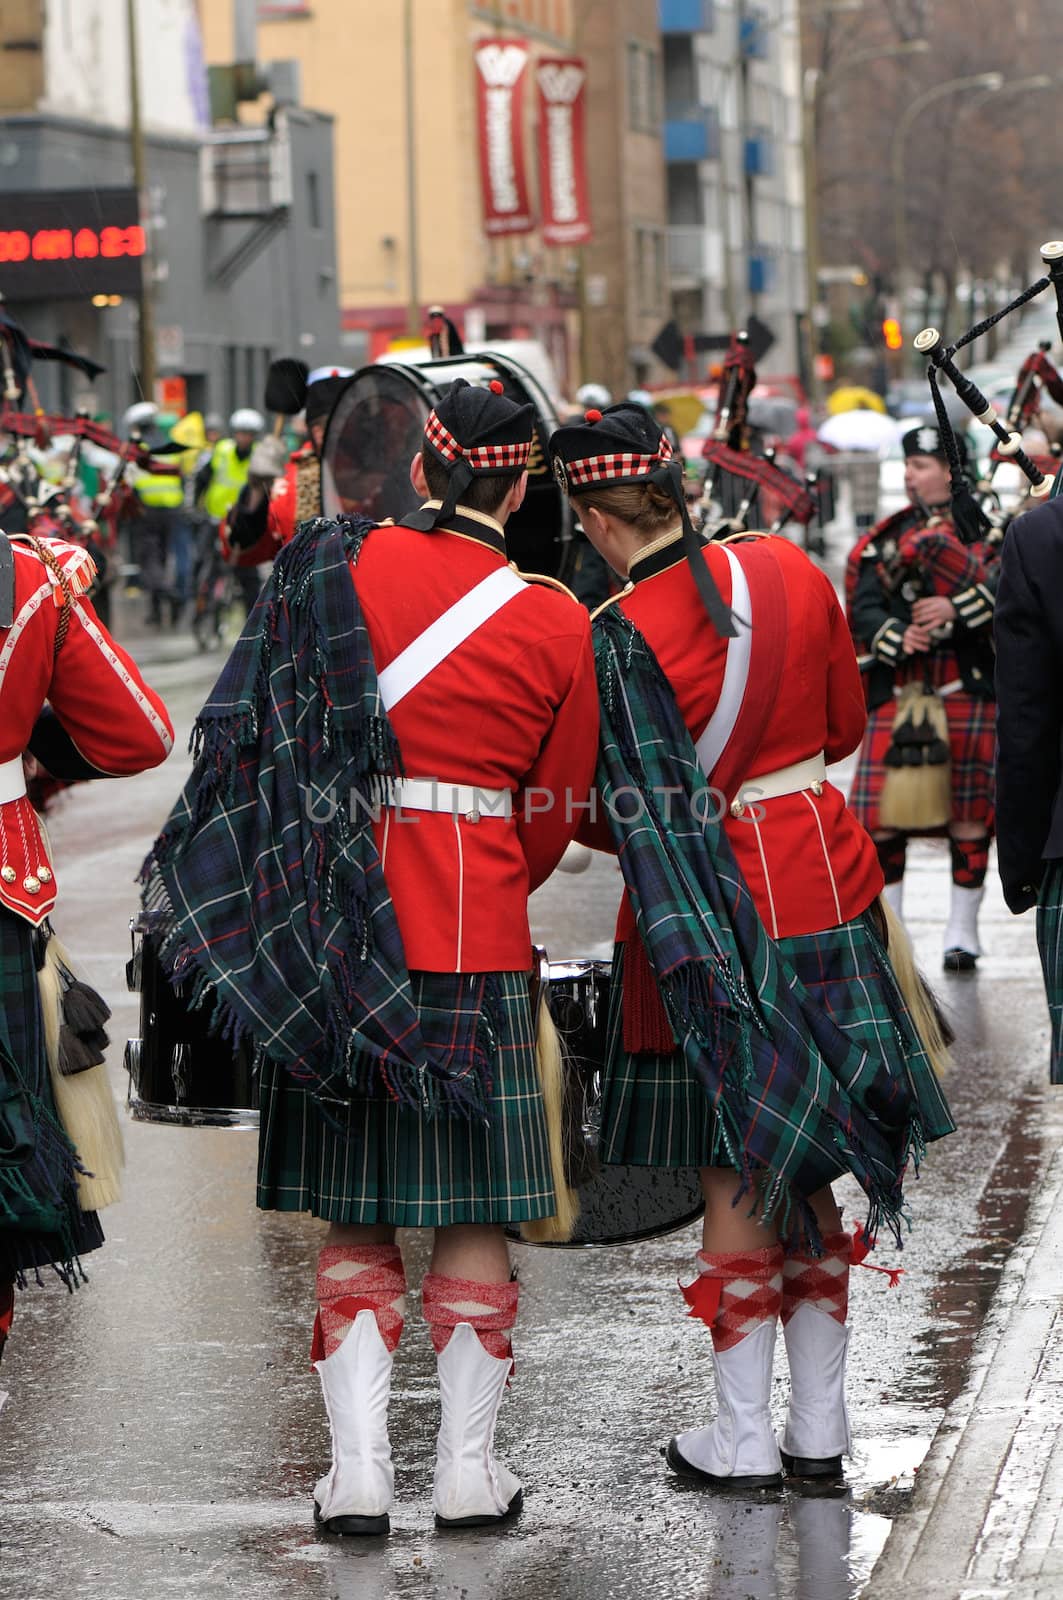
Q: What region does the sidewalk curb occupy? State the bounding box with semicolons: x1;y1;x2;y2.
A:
865;1107;1063;1598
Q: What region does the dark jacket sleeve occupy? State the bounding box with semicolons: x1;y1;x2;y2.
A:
994;508;1063;912
849;553;905;666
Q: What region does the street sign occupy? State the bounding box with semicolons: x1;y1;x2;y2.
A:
156;324;185;370
155;376;187;413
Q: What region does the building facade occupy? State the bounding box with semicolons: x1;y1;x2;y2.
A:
202;0;586;388
576;0;672;398
662;0;807;380
0;0;339;420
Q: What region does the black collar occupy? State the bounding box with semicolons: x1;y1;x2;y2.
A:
627;525;686;584
399;501;508;558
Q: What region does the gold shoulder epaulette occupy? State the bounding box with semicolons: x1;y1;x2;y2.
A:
509;565;580;603
716;529;776;546
590;585;634;622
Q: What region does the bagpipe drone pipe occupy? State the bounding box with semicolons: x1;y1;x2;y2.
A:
320;351;575;581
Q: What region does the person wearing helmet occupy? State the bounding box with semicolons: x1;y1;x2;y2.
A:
224;366;351;569
573;382;612;417
194;408;266;611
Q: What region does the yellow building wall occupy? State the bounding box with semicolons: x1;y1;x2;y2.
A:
200;0;575;320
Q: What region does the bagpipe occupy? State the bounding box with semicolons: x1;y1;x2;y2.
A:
698;331;820;541
910;239;1063;530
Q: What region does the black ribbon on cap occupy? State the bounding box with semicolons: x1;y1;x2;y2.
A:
403;458;475;532
649;457;739;638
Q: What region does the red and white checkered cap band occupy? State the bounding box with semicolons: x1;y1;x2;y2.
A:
424;409;532;472
564;435;673;489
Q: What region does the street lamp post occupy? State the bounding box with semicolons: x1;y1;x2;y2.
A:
802;38;930;403
890;71;1003;356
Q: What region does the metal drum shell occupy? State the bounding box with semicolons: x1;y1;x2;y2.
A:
124;922;258;1130
506;957;705;1249
321;351;574;582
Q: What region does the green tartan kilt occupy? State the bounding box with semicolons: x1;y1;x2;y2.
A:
600;911;955;1174
0;908;104;1285
256;969;556;1226
1036;861;1063;1085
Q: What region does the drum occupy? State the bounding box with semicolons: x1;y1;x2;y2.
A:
320;352;575;581
505;958;705;1248
124;920;258;1129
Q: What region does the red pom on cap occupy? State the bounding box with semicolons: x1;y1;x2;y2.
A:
489;379;505;394
584;407;603;423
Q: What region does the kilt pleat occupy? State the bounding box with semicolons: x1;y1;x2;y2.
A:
1037;862;1063;1085
256;969;556;1226
0;908;104;1284
599;912;954;1180
849;668;995;834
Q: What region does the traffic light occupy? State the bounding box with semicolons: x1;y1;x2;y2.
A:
882;318;903;352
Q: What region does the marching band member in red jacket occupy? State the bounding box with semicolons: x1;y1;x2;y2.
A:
0;529;172;1360
151;378;598;1535
550;403;953;1493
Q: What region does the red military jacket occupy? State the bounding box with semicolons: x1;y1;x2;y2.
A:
355;503;599;972
1;533;174;925
608;530;882;940
221;443;317;568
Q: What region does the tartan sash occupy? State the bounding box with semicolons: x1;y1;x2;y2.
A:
140;516;492;1120
595;602;930;1245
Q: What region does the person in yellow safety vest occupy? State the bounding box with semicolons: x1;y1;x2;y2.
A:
194;409;266;612
120;401;185;627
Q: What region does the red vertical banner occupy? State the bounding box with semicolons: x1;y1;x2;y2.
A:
474;39;534;237
537;58;592;246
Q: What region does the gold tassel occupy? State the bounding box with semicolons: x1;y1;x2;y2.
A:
879;897;952;1078
519;997;581;1244
38;936;125;1211
878;686;951;831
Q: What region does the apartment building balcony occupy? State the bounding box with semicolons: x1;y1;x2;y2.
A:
659;0;715;33
663;107;720;163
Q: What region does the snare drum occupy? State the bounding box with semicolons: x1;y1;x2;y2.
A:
124;921;258;1128
506;958;704;1248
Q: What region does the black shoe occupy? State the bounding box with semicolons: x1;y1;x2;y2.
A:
943;948;978;973
664;1437;783;1491
434;1487;523;1530
780;1448;845;1481
313;1501;389;1537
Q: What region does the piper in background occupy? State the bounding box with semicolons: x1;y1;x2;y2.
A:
0;527;172;1364
846;425;998;971
549;401;954;1492
140;378;598;1536
224;363;352;568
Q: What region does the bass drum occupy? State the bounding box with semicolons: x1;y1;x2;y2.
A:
320;353;574;582
124;920;258;1129
505;958;705;1249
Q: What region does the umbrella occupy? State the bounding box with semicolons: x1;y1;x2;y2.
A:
826;385;887;416
818;411;901;452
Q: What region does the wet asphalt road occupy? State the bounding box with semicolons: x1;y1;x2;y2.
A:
0;619;1056;1600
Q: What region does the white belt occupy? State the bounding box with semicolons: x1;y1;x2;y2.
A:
0;757;27;806
731;752;827;815
384;778;512;822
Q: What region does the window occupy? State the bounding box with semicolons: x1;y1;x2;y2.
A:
307;171;321;231
627;41;661;133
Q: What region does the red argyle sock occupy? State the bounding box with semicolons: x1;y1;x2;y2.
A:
421;1272;519;1362
311;1244;406;1364
950;835;989;889
781;1230;852;1326
681;1245;784;1352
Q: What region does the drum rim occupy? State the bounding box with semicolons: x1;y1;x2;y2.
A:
504;1194;705;1249
127;1092;259;1131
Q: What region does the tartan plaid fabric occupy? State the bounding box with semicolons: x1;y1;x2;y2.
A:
601;917;954;1177
782;1230;851;1325
565;437;673;489
701;442;817;525
849;679;995;833
141;517;493;1121
1036;861;1063;1085
592;606;955;1245
0;909;103;1288
424;410;532;472
695;1246;783;1352
257;969;555;1226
